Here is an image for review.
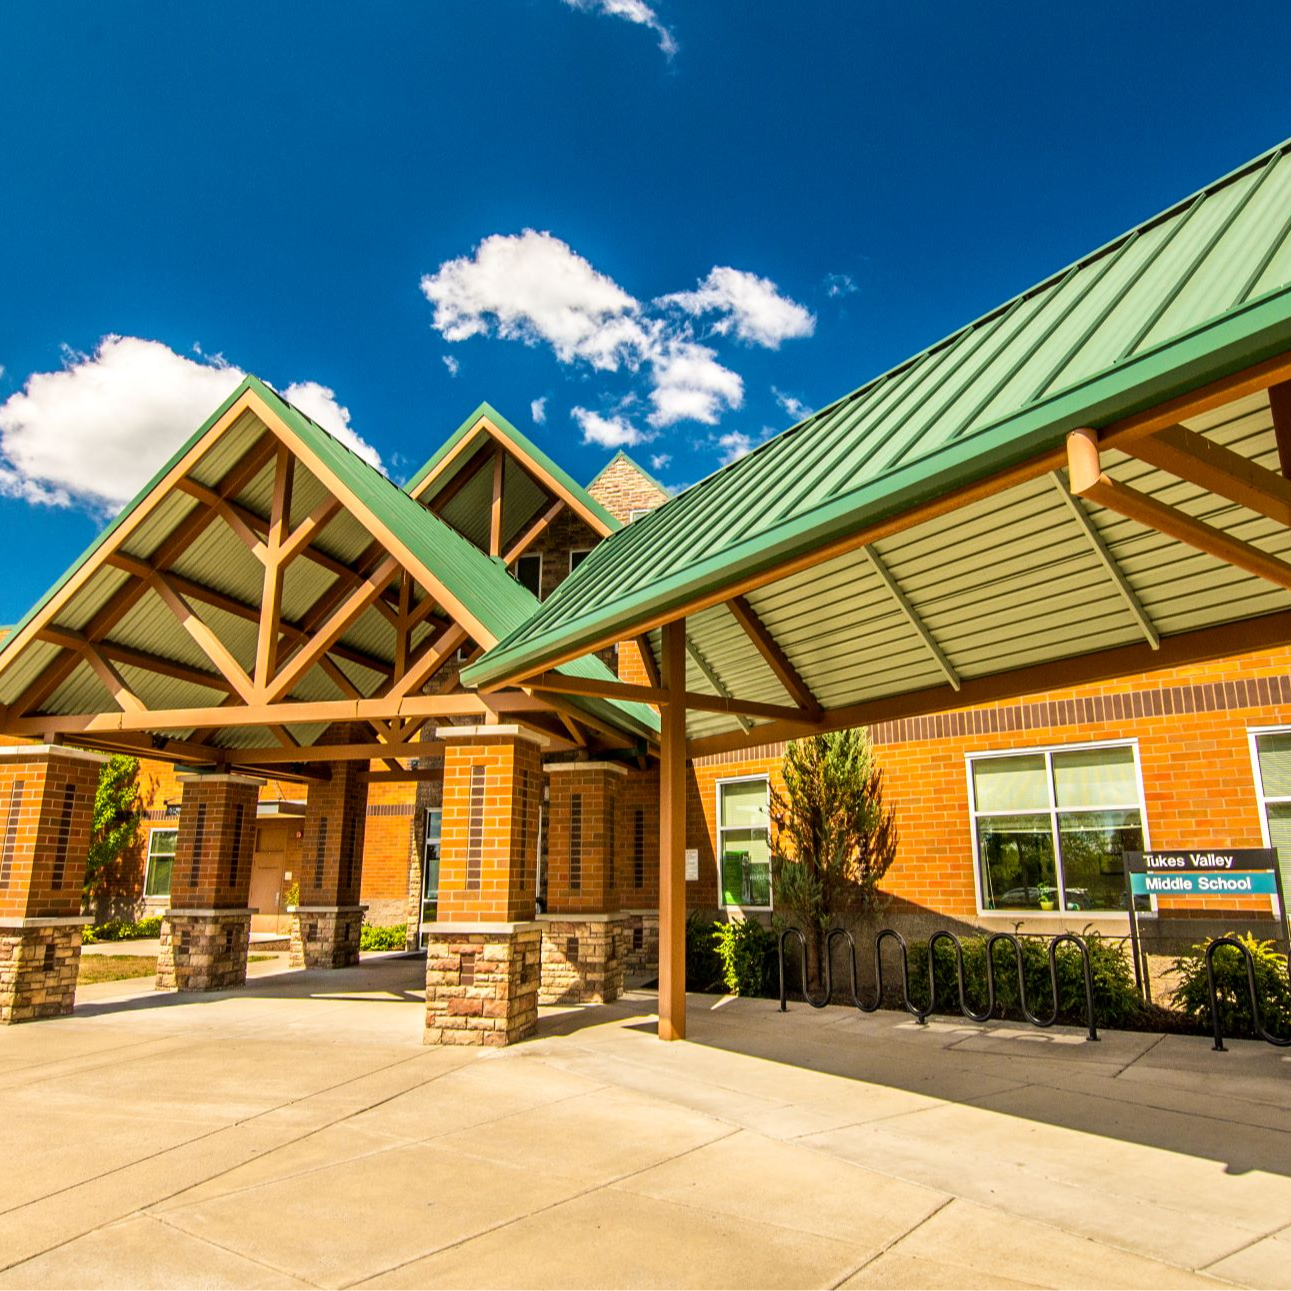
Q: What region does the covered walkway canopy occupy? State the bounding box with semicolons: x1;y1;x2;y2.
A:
464;140;1291;1039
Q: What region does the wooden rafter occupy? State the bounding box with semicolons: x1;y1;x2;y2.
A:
150;572;258;703
386;623;468;701
726;595;822;714
279;495;343;566
36;628;233;696
1068;427;1291;592
686;637;752;733
81;644;147;714
634;634;661;689
489;446;505;556
255;446;295;690
503;499;564;566
862;547;961;691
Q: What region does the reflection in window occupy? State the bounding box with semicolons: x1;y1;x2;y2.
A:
718;778;771;908
145;828;177;897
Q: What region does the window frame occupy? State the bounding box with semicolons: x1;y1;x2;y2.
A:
417;807;444;949
514;551;543;600
1245;725;1291;916
628;508;654;523
715;773;772;913
143;826;178;900
568;548;592;574
965;738;1151;918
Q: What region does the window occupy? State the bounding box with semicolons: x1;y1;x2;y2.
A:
144;828;177;898
1250;730;1291;906
569;549;591;573
515;552;542;598
718;777;771;908
628;508;654;522
969;743;1147;913
417;808;443;948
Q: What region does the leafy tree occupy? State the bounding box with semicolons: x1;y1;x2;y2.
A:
85;755;142;915
770;727;897;989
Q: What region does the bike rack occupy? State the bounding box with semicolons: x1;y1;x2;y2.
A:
779;926;1099;1042
1204;936;1291;1052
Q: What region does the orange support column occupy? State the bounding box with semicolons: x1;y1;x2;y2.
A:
659;618;687;1041
541;762;629;1004
290;759;369;968
423;726;545;1046
0;745;104;1024
156;773;259;993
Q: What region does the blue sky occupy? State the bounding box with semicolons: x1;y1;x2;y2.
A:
2;0;1290;621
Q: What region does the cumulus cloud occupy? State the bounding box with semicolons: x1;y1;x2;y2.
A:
825;272;858;299
560;0;677;56
715;430;753;466
772;386;812;422
572;406;651;448
659;267;815;348
647;338;743;428
0;336;380;513
650;452;671;470
530;396;548;424
442;354;460;377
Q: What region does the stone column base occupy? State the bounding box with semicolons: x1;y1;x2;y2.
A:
424;922;541;1047
289;905;366;969
539;914;626;1005
157;910;252;992
621;909;660;985
0;918;89;1024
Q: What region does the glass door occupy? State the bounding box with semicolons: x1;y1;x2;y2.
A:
418;808;442;949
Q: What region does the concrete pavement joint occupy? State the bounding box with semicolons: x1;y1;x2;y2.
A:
150;1209;329;1291
828;1195;955;1290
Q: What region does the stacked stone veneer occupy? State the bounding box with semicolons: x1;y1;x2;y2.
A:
291;742;369;968
424;924;541;1045
621;909;660;983
538;913;625;1004
157;774;259;993
423;728;546;1046
0;746;103;1024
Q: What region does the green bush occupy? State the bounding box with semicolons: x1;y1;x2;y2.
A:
905;933;1143;1029
713;917;777;997
360;923;408;951
1170;933;1291;1039
685;911;723;992
82;915;164;944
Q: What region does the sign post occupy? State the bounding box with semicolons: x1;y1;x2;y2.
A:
1123;849;1286;1002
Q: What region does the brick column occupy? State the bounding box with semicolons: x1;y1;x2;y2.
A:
540;761;630;1005
290;758;369;968
618;765;660;985
156;774;259;992
0;745;104;1024
423;726;544;1047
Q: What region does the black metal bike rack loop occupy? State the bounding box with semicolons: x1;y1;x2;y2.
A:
1204;936;1291;1052
778;926;1099;1042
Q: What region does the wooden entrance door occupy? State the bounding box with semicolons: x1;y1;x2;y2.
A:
249;819;289;934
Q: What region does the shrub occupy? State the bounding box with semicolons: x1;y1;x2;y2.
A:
905;933;1143;1030
82;915;163;945
360;924;408;951
1170;933;1291;1039
713;917;777;997
685;911;723;992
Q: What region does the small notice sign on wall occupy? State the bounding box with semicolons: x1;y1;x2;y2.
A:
685;848;699;881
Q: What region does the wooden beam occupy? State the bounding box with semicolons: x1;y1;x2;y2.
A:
634;634;661;689
255;446;294;690
176;477;266;558
81;644;148;714
360;767;444;784
279;495;343;566
687;638;753;734
522;671;809;724
489;446;505;556
503;499;564;567
150;572;258;703
1050;472;1159;650
658;617;687;1042
685;606;1291;760
1068;429;1291;592
862;547;961;691
386;623;468;701
426;441;497;514
556;711;588;748
265;556;401;702
36;628;234;695
727;595;822;714
1127;423;1291;526
1270;381;1291;478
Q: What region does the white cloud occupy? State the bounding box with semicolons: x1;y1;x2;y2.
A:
825;272;858;299
420;229;647;371
716;430;753;466
647;338;743;428
442;354;460;377
572;407;651;448
560;0;677;56
772;386;812;422
0;336;380;513
280;381;382;470
659;267;815;349
530;396;548;424
650;452;671;470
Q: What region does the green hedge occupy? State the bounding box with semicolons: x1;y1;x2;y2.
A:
1171;933;1291;1038
360;923;408;951
82;916;163;944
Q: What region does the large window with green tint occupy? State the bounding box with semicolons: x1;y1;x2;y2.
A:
970;744;1146;914
144;828;176;898
1251;730;1291;911
718;776;771;909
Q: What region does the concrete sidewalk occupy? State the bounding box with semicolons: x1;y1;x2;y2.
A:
0;957;1289;1289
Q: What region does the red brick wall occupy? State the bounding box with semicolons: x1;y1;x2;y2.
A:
546;764;627;914
168;775;259;911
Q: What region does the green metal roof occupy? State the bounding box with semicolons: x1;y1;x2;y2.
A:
0;378;656;745
405;400;622;534
465;139;1291;696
